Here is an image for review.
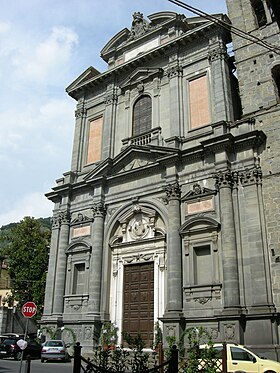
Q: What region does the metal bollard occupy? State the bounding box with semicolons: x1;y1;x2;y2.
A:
73;342;82;373
24;355;31;373
169;345;178;373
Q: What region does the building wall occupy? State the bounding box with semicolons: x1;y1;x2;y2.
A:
226;0;280;357
42;9;280;358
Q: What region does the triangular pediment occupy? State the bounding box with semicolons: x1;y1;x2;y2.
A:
120;67;163;90
66;66;101;93
84;145;178;182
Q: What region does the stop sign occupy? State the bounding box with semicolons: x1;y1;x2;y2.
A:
21;301;37;318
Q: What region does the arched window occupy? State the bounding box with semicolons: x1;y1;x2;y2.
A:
132;95;152;136
268;0;280;27
251;0;267;27
272;65;280;101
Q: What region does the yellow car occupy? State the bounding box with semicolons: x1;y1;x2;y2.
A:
199;343;280;373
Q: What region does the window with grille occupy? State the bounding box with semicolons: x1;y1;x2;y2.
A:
132;95;152;136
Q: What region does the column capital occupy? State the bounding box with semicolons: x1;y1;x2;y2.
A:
60;210;71;225
208;45;228;63
92;201;107;218
75;105;86;118
51;210;71;228
104;88;118;105
164;182;181;201
240;166;262;186
214;169;234;190
166;63;183;79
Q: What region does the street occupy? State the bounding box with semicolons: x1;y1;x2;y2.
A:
0;358;73;373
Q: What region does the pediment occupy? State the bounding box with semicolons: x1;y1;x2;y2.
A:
182;183;216;201
101;28;130;58
65;239;92;254
120;67;163;90
101;11;190;63
66;66;101;93
180;216;220;236
84;145;178;182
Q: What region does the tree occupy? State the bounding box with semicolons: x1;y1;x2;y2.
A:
1;216;50;318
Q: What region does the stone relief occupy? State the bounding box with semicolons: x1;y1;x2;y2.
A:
225;324;235;340
110;203;165;245
128;12;150;40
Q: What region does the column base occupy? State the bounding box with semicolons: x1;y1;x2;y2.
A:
221;306;243;316
247;304;276;316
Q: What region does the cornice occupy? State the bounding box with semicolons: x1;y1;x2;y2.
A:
66;20;226;100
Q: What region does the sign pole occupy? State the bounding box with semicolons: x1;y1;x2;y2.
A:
18;301;37;373
18;318;29;373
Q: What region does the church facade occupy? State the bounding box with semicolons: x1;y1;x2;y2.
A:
42;2;280;358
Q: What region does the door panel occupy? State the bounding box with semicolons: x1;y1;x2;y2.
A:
123;262;154;347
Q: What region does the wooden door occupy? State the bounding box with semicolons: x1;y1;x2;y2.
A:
123;262;154;347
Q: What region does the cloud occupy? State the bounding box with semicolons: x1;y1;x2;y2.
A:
0;192;53;227
12;26;78;86
0;97;74;156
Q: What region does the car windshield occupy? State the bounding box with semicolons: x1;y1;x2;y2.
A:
45;341;63;347
3;339;17;345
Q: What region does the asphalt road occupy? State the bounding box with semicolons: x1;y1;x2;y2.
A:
0;358;73;373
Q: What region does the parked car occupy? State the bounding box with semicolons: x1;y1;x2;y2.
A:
41;340;69;363
0;337;41;360
200;343;280;373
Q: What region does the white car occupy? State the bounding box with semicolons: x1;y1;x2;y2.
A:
41;340;69;363
200;343;280;373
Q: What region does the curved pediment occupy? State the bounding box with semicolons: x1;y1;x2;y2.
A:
180;216;220;236
66;239;92;254
148;11;178;24
100;28;130;59
101;11;190;64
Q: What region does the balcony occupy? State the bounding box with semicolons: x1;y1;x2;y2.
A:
122;127;163;148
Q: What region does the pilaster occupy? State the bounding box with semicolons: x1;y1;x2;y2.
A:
166;60;183;138
164;182;183;314
87;201;107;318
102;85;118;159
71;101;87;172
240;166;274;312
42;214;61;317
208;41;234;122
214;170;241;312
52;210;71;315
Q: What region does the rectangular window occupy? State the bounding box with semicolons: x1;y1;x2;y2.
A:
86;116;103;164
189;75;210;129
73;263;85;294
193;245;212;285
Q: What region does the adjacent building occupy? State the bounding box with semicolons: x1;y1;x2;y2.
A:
41;1;280;358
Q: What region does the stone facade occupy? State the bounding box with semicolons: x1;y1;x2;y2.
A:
41;7;280;358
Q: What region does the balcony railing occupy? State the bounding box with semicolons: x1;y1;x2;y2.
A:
122;127;163;148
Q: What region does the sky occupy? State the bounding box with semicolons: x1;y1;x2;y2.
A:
0;0;227;227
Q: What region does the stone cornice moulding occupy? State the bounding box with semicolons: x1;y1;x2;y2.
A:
66;19;228;100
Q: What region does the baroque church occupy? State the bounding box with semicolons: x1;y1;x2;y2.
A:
41;0;280;359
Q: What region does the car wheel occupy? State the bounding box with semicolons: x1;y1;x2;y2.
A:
15;351;22;360
41;358;45;363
